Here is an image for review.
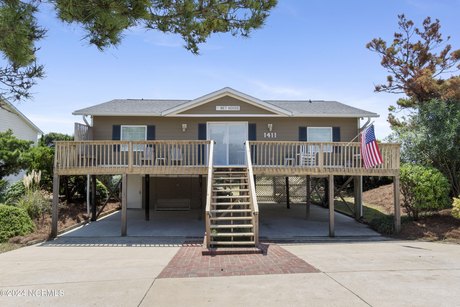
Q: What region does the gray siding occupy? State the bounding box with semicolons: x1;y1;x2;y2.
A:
180;96;276;115
93;116;359;142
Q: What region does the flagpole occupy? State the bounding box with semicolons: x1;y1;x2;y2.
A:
345;120;375;146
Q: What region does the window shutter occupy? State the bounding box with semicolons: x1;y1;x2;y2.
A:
198;124;206;140
332;127;340;142
248;124;256;141
147;125;156;140
112;125;121;140
112;125;121;152
299;127;307;141
198;123;206;165
333;127;341;153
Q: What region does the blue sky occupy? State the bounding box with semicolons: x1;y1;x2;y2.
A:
10;0;460;139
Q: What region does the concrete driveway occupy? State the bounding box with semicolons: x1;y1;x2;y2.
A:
0;239;459;306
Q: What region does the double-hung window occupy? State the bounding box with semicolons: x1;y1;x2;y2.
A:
121;125;147;151
307;127;333;152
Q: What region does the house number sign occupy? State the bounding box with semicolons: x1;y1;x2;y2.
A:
216;106;240;111
264;132;277;138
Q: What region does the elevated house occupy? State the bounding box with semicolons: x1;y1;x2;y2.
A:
0;100;43;183
51;88;400;247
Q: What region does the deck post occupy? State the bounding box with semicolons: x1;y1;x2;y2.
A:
394;175;401;233
354;176;363;220
199;175;203;220
121;174;128;236
324;177;329;207
91;175;97;221
51;174;60;238
306;175;311;219
144;175;150;221
285;176;290;209
328;175;335;237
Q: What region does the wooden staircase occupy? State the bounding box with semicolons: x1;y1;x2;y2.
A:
208;167;257;247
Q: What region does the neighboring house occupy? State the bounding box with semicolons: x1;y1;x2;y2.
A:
0;100;43;184
52;87;401;246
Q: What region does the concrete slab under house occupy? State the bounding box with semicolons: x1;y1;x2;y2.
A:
51;87;400;248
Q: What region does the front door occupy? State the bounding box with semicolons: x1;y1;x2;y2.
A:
207;122;248;166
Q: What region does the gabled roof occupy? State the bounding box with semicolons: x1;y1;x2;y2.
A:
1;100;43;134
73;87;379;118
161;87;292;116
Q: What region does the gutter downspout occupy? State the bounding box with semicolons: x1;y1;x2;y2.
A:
82;115;92;216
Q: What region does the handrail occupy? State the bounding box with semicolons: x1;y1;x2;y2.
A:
247;141;400;175
245;141;259;245
54;140;212;173
204;141;214;248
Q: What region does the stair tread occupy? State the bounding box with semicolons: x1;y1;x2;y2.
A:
212;202;250;205
214;177;247;180
213;183;249;186
213;195;249;198
210;216;252;220
211;209;252;213
210;241;255;245
212;189;249;192
211;232;254;236
210;224;253;228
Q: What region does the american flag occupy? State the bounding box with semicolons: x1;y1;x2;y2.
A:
360;124;383;168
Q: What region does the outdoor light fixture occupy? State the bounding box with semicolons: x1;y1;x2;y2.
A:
267;123;273;132
182;123;188;132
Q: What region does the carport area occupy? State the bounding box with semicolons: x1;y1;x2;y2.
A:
60;204;379;239
258;203;380;239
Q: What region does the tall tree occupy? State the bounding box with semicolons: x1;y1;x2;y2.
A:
0;0;45;104
0;129;32;178
367;14;460;125
0;0;277;104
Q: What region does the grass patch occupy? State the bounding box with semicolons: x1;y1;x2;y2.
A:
0;242;22;254
334;199;410;235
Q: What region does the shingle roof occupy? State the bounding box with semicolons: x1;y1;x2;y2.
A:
73;99;188;116
73;91;378;118
266;100;378;117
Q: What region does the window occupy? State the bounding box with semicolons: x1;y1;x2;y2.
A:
121;125;147;151
307;127;332;152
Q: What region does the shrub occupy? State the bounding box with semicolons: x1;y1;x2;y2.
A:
96;179;108;201
4;180;26;204
15;190;50;222
452;197;460;219
0;179;8;203
400;164;451;220
0;205;35;242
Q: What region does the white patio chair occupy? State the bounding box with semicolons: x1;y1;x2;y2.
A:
298;145;316;166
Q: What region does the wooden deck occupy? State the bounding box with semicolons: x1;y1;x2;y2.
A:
54;140;400;177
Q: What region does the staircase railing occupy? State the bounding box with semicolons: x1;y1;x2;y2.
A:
205;141;214;248
245;141;259;245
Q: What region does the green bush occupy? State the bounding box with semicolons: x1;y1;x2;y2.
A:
15;190;50;221
0;179;8;203
4;181;26;204
96;179;108;201
0;205;35;242
452;197;460;219
369;215;395;235
400;164;451;220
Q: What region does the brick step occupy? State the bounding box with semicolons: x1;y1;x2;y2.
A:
202;246;263;255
